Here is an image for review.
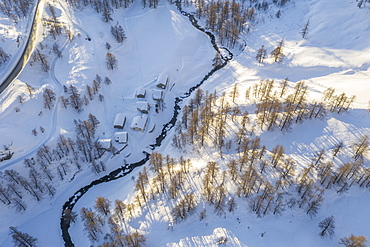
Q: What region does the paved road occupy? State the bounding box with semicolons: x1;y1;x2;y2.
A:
0;0;43;93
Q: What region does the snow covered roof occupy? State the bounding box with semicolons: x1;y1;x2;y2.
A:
114;132;128;144
136;87;146;98
156;73;169;89
114;113;126;128
152;90;163;101
130;114;148;131
136;101;149;113
98;139;112;149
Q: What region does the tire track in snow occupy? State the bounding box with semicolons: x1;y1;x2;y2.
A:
0;2;87;171
0;0;44;93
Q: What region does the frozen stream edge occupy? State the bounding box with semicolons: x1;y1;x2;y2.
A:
60;2;233;246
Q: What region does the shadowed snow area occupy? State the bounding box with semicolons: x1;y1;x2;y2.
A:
202;0;370;108
0;1;215;246
0;0;370;246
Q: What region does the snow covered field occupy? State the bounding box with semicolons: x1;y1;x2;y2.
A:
0;0;369;246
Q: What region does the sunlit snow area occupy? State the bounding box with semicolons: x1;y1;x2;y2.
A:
0;0;369;246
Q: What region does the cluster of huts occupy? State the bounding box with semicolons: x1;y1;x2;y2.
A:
99;73;169;150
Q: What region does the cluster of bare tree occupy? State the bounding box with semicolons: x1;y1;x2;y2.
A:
357;0;370;8
192;0;255;49
43;88;56;110
173;79;357;156
119;153;197;222
79;197;146;246
256;39;284;64
74;114;107;173
0;47;11;67
106;52;118;70
340;234;367;247
180;0;292;49
142;0;159;8
111;23;126;43
52;43;63;58
0;144;13;163
59;74;109;112
0;0;33;22
44;3;66;40
167;80;367;220
105;136;368;244
0;166;56;211
9;226;38;247
0;114;108;211
30;45;50;72
253;80;328;131
65;0;135;21
64;0;163;16
322;87;356;114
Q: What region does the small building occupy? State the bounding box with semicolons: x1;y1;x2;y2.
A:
130;114;148;132
152;90;163;101
114;132;128;144
156;73;169;89
98;139;112;150
114;113;126;129
136;87;146;98
136;101;149;114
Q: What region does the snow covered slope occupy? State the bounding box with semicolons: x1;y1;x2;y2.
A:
0;0;369;246
68;0;370;246
0;0;215;246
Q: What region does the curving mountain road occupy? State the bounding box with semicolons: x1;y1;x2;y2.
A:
0;0;95;171
0;0;44;93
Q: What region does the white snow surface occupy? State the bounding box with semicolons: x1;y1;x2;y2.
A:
0;0;369;246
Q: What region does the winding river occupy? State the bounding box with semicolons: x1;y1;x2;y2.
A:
61;2;233;246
